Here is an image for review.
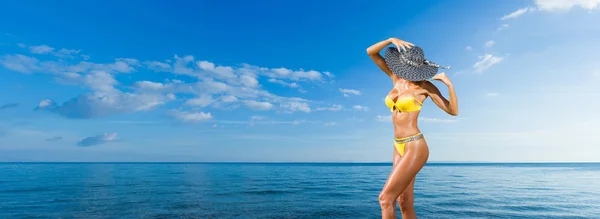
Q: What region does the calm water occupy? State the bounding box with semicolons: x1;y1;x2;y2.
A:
1;163;599;219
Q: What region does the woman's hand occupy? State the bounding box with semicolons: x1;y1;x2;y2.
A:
426;72;459;116
389;38;414;52
366;37;413;81
432;72;452;86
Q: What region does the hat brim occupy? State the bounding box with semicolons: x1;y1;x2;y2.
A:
384;47;438;81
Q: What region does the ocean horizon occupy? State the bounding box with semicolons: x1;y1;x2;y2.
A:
2;162;599;218
3;161;599;164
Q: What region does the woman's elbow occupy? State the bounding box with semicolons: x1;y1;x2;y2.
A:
448;109;458;116
366;47;379;56
366;48;375;56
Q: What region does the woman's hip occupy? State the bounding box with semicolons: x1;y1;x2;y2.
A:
393;133;428;157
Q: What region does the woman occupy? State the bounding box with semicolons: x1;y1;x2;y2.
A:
366;37;458;219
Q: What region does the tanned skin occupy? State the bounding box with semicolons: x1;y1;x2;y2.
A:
367;38;458;219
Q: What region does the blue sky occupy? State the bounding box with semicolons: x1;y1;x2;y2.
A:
1;0;599;162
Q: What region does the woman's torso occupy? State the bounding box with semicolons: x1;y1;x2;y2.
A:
386;80;428;138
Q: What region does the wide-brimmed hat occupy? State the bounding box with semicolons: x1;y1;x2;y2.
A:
383;46;449;81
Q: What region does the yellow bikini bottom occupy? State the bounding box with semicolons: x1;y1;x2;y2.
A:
394;133;424;156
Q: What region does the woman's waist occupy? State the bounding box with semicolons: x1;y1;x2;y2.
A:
391;112;420;123
392;127;422;139
391;113;422;137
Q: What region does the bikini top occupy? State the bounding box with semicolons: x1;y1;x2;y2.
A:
384;95;423;112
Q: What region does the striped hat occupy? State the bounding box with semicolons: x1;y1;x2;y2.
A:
383;46;449;81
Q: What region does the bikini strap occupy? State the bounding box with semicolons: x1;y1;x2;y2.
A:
414;97;423;105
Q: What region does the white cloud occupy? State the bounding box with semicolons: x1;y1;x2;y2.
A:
501;8;531;20
534;0;600;12
29;45;54;54
465;46;473;51
134;81;168;90
1;42;330;119
244;100;274;110
292;120;306;125
35;71;171;118
248;115;266;126
143;57;325;112
240;74;259;87
375;115;391;122
172;55;195;75
77;133;117;147
27;44;88;59
352;105;369;111
145;61;172;72
220;95;238;103
185;95;214;107
0;54;41;74
498;24;510;31
170;110;213;122
268;78;306;93
486;92;500;97
339;88;361;97
316;104;343;111
37;99;54;108
418;117;458;123
58;48;81;56
170;58;331;83
36;92;168;118
485;40;496;48
0;54;138;75
218;118;321;126
323;122;336;126
116;58;140;66
196;60;241;85
499;1;599;22
268;78;300;88
473;54;503;73
194;78;231;94
279;101;311;113
261;66;328;81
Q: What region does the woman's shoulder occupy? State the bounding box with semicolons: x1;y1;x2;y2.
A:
414;81;435;96
413;81;432;89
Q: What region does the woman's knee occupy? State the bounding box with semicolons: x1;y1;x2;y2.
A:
397;195;414;212
378;192;396;208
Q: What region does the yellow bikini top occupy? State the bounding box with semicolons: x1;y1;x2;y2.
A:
385;95;423;112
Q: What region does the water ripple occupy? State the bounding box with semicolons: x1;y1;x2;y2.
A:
1;163;599;218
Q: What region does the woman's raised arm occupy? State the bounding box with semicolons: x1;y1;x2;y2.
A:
366;38;414;80
423;73;458;116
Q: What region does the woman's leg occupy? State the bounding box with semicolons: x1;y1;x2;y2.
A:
393;148;417;218
379;139;429;219
398;178;416;219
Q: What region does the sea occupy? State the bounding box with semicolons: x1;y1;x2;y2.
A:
1;162;599;219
